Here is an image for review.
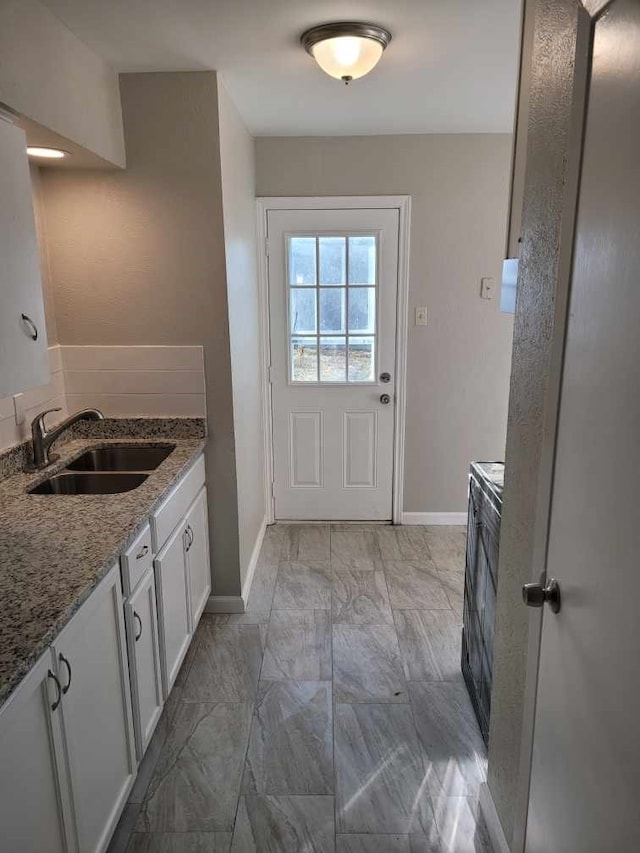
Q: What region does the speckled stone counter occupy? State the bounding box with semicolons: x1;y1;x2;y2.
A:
0;420;206;708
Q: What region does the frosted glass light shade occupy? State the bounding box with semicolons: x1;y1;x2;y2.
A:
301;22;391;83
311;36;384;81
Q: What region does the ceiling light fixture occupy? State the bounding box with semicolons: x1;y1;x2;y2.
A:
26;146;68;159
301;22;392;85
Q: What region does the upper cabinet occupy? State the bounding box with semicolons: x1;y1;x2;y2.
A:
0;118;50;398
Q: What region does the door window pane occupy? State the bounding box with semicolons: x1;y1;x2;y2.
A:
291;337;318;381
348;337;375;382
348;287;376;334
319;337;347;381
289;237;316;285
290;288;317;334
319;237;346;285
349;235;376;284
319;288;345;334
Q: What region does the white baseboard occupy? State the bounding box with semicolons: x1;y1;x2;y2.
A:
401;512;467;526
479;782;511;853
204;595;245;614
241;515;267;606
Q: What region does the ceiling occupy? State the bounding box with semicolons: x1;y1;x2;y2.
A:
42;0;522;137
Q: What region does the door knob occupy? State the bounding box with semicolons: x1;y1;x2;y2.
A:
380;394;391;405
522;576;561;614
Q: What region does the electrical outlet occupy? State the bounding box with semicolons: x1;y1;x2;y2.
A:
415;306;428;326
480;277;495;300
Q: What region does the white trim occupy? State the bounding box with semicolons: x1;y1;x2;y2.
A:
204;595;245;614
256;195;411;525
240;515;267;605
401;511;467;526
479;783;511;853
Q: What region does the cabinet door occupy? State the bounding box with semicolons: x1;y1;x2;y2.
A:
55;563;136;853
185;487;211;630
0;651;75;852
0;119;49;397
154;522;191;698
125;567;164;761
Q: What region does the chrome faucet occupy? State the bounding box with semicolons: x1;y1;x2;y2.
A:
27;408;104;471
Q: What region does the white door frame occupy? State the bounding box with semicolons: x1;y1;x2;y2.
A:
256;195;411;525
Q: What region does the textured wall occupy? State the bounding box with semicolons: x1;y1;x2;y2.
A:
0;0;124;166
217;78;266;589
256;134;514;514
487;0;589;844
40;72;242;596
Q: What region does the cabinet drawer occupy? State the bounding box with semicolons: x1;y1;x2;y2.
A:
151;454;205;551
121;523;153;596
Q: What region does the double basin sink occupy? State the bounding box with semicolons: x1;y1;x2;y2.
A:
29;445;175;495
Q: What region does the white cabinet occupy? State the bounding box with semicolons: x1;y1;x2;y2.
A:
155;521;192;698
125;567;163;761
53;562;136;853
184;487;211;629
0;651;74;852
0;118;49;398
0;563;135;853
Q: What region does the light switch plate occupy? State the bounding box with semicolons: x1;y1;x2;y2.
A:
480;277;495;300
415;306;428;326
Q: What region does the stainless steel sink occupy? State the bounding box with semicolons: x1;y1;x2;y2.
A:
29;472;148;495
65;445;175;472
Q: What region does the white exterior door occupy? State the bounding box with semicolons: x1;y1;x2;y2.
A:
524;3;640;850
267;206;400;520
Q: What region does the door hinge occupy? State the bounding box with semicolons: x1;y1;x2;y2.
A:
264;237;270;257
271;481;276;498
268;365;274;383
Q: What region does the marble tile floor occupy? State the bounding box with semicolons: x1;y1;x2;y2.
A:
109;523;490;853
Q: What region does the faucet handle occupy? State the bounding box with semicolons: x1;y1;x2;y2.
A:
33;408;62;433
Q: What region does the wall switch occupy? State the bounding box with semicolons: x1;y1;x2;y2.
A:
415;306;428;326
13;394;25;425
480;277;495;300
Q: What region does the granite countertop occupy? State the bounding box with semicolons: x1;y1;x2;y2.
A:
0;422;206;708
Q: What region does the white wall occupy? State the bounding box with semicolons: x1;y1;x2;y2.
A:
217;78;266;591
256;134;514;514
0;0;124;167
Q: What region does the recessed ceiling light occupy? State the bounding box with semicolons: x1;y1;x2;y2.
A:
26;146;68;159
301;22;392;84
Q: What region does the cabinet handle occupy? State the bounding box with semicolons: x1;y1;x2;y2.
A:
58;653;72;694
136;544;149;560
134;611;143;642
185;524;194;552
21;313;38;341
48;669;62;711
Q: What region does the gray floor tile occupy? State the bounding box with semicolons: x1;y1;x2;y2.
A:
333;624;408;703
430;796;492;853
231;795;335;852
246;562;279;612
437;571;465;616
272;561;333;610
281;525;331;561
335;702;435;834
375;527;432;565
409;683;486;798
204;612;271;626
243;681;333;795
394;610;463;682
107;803;141;853
409;834;443;852
136;702;252;832
182;623;264;702
127;832;232;852
384;561;451;610
128;715;169;804
259;528;286;567
424;527;466;574
330;531;383;571
261;610;332;681
332;570;393;625
336;834;411;852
